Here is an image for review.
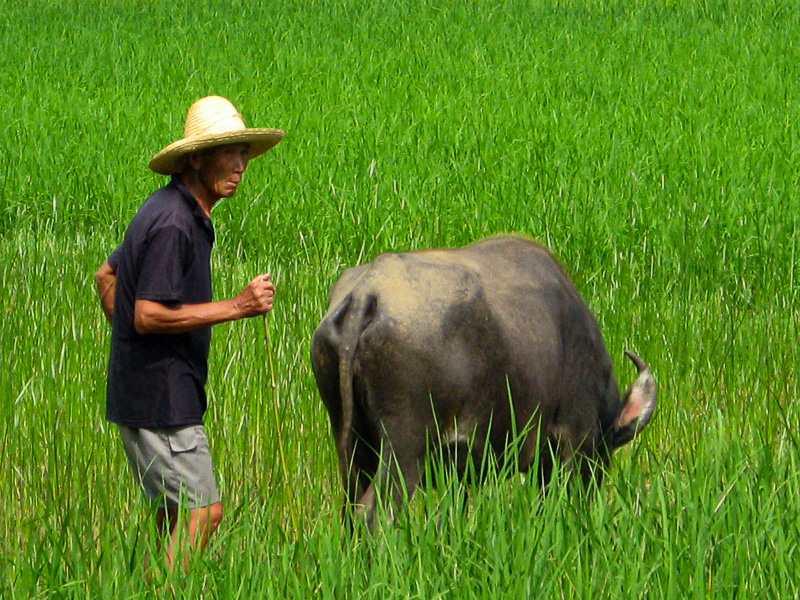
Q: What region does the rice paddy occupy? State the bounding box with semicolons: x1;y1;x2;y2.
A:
1;0;798;597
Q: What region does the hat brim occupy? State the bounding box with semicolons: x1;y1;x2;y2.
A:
148;128;285;175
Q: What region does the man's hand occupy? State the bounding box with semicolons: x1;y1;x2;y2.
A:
233;273;276;318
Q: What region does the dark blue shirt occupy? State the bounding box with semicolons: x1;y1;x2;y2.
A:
106;175;215;427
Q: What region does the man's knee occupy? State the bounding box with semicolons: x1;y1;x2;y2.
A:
208;501;223;530
189;501;223;537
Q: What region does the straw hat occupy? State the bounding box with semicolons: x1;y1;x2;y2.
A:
148;95;285;175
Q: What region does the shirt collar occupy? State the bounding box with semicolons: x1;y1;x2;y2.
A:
171;174;215;241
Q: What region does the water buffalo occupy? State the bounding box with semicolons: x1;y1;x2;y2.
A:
311;234;656;528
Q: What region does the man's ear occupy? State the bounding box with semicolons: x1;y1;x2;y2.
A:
187;150;203;170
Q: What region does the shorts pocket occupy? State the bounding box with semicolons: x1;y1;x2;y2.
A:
167;427;201;454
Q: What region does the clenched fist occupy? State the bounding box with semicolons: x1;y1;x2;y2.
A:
233;273;276;318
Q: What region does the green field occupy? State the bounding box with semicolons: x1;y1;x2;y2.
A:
1;0;798;597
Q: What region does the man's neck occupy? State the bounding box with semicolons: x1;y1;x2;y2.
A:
177;171;217;217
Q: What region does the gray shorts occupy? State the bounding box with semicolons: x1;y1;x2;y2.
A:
118;424;220;508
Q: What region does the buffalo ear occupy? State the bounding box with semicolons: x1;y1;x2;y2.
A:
612;351;657;448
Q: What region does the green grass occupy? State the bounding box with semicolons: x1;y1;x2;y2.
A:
1;0;798;597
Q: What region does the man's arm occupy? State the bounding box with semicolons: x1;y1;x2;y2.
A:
94;260;117;324
134;273;275;335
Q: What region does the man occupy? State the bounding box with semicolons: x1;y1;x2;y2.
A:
95;95;284;571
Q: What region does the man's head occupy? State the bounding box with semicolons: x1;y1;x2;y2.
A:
149;96;283;176
184;143;250;203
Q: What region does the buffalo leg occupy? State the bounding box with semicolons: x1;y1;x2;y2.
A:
355;418;427;530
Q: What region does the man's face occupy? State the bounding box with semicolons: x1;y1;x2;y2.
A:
194;143;250;200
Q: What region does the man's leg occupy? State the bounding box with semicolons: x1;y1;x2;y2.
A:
188;502;224;551
158;502;223;571
119;425;222;573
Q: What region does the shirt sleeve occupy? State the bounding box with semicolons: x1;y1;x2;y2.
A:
135;225;193;304
107;245;123;271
